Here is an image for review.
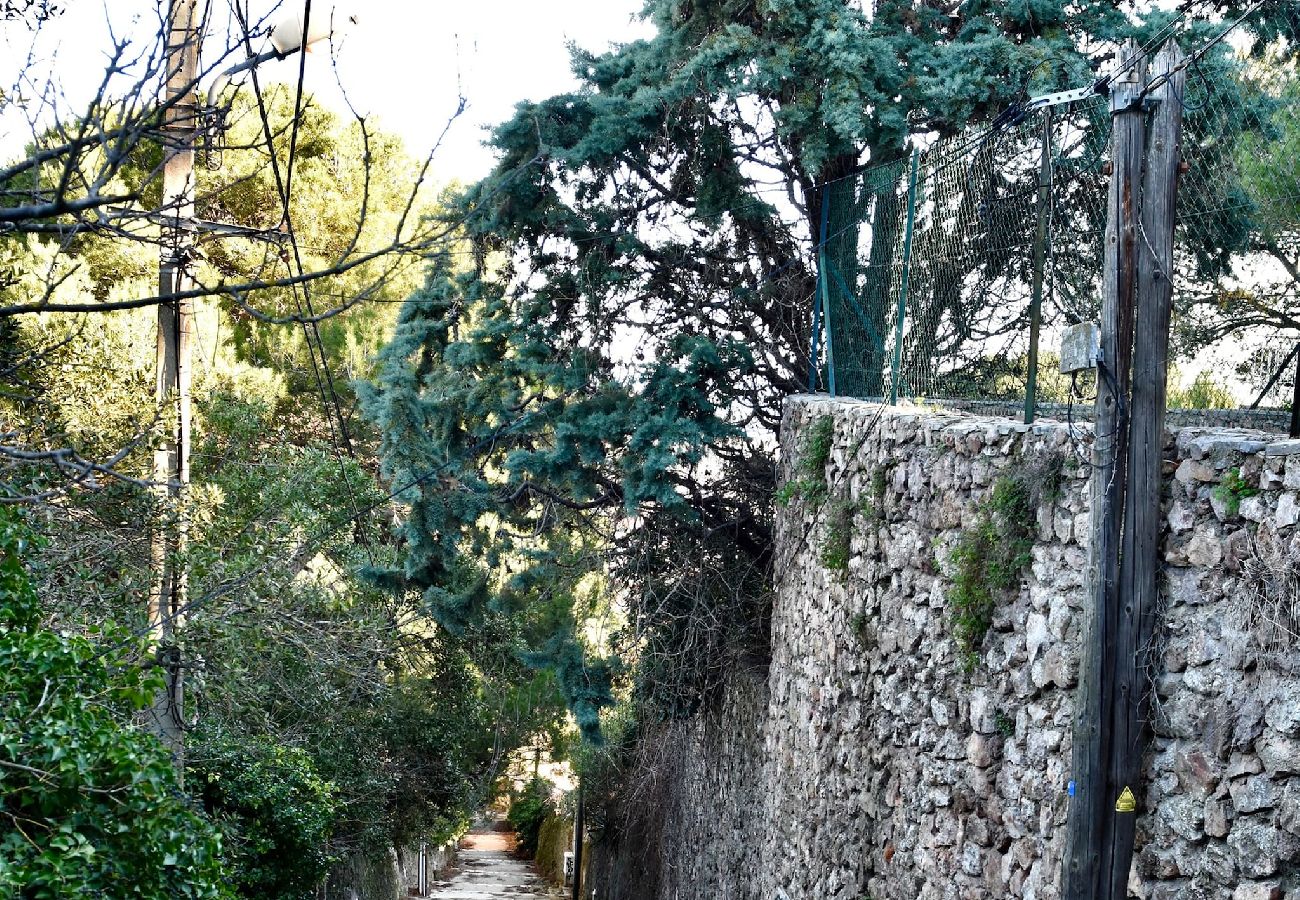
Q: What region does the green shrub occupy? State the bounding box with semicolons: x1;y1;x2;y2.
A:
0;508;229;899
192;735;338;899
506;777;554;859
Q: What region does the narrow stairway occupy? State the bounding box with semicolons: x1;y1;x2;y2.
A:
427;826;556;899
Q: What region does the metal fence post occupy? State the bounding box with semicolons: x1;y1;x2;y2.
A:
889;148;921;405
818;187;837;396
1025;107;1053;424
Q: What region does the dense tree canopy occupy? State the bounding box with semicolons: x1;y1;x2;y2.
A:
365;0;1238;734
2;86;561;894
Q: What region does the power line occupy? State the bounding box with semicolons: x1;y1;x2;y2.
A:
237;0;374;560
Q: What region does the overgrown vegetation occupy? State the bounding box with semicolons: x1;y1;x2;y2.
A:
0;508;229;898
1168;370;1237;410
0;95;556;893
193;738;338;899
947;475;1037;670
507;777;555;859
778;416;835;508
820;497;855;572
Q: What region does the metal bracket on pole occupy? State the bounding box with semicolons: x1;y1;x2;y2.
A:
1025;81;1104;111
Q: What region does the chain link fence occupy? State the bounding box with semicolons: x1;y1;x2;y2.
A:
811;5;1300;431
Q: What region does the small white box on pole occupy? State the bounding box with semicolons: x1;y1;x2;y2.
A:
1060;322;1102;374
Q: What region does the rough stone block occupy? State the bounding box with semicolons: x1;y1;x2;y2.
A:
1231;884;1282;900
1228;775;1280;815
1257;736;1300;776
1227;818;1281;878
1275;492;1298;528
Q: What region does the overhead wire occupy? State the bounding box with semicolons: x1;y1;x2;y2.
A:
236;0;375;560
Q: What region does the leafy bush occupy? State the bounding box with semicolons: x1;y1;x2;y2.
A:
0;508;229;899
506;777;554;859
192;735;338;899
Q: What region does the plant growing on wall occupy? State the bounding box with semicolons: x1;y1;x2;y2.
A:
946;475;1036;670
1213;467;1260;518
778;415;835;508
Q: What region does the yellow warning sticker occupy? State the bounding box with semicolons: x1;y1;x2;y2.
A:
1115;786;1137;813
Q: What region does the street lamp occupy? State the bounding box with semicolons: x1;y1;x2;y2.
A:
207;5;360;103
148;0;358;774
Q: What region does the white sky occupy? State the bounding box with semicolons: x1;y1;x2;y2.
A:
0;0;653;181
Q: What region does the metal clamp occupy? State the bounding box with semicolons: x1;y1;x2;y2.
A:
1025;81;1104;111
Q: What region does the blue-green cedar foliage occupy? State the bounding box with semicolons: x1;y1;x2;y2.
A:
364;0;1282;738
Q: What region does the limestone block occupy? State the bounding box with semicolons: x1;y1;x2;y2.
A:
1240;495;1270;523
1186;527;1224;568
1168;500;1196;533
1204;798;1230;837
1259;461;1284;490
1231;884;1282;900
1228;775;1279;815
1263;683;1300;736
1287;455;1300;490
1227;817;1281;878
1176;458;1218;484
1257;736;1300;775
1156;794;1205;841
1275;492;1298;528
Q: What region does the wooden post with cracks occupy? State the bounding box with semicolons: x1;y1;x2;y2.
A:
148;0;204;776
1062;39;1144;900
1104;41;1186;898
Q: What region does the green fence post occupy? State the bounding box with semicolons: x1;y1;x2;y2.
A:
889;148;921;405
818;186;837;397
1025;107;1053;424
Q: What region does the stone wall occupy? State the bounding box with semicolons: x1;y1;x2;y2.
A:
584;396;1300;900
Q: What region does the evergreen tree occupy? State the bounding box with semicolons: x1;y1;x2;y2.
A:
365;0;1226;733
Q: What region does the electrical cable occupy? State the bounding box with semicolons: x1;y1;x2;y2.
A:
234;2;376;562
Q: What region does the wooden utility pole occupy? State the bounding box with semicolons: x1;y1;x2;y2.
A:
1063;41;1188;899
149;0;204;772
1062;40;1145;900
1105;41;1186;897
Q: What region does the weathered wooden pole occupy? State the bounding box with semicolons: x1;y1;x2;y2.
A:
1105;41;1186;898
1290;352;1300;438
149;0;205;777
1062;39;1145;900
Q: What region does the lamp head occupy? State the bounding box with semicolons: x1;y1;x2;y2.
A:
269;4;359;56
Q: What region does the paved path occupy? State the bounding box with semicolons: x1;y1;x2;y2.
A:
427;827;557;899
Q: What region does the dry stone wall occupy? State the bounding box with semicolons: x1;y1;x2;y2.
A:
587;396;1300;900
